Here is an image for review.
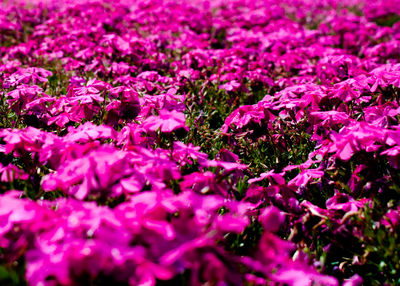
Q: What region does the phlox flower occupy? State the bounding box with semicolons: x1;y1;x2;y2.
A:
3;67;52;88
41;146;146;199
0;126;58;156
248;169;286;185
325;122;387;161
142;109;188;133
219;80;241;92
289;169;325;188
6;84;43;114
64;122;117;143
172;141;208;166
221;102;275;133
0;163;29;182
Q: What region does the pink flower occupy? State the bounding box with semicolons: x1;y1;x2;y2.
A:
324;122;387;161
382;207;400;229
0;127;57;156
343;274;363;286
6;84;43;114
181;171;228;196
326;192;368;213
172;141;208;166
259;206;285;232
272;266;338;286
221;102;275;133
219;80;241;92
309;111;351;127
381;146;400;168
41;146;146;199
289;169;325;188
3;67;52;88
0;163;29;182
64;122;117;143
137;71;160;82
142;109;188;133
248;169;285;185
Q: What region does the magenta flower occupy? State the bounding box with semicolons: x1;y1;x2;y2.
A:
181;171;228;196
142;109;188;133
259;206;285;232
0;127;57;156
382;207;400;229
3;67;52;88
309;111;351;127
317;122;388;161
248;169;285;185
64;122;117;143
289;169;325;188
271;266;338;286
219;80;241;92
0;163;29;182
172;141;208;166
221;102;275;133
41;146;147;199
343;274;363;286
6;84;43;114
326;192;369;213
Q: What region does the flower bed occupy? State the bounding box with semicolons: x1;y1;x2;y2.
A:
0;0;400;285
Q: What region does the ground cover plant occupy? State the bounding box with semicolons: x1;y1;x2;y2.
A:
0;0;400;285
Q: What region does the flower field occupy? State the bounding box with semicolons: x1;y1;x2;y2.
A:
1;0;400;285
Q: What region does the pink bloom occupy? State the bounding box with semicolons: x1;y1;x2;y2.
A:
64;122;117;143
325;122;387;161
181;171;228;196
219;80;241;92
326;192;368;213
3;67;52;88
142;109;188;133
259;206;285;232
382;207;400;229
289;169;325;187
343;274;363;286
221;102;275;133
248;169;285;185
0;127;57;156
172;141;208;166
0;163;29;182
272;266;338;286
137;71;160;82
309;111;351;127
